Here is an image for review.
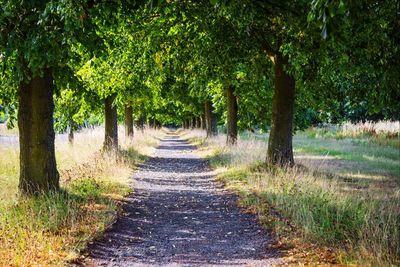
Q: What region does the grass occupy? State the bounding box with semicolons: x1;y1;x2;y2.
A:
0;126;161;266
303;121;400;148
0;122;19;136
187;121;400;266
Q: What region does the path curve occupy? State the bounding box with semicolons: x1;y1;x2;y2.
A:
84;133;282;266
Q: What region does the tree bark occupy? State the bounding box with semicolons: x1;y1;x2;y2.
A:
68;120;74;144
201;114;206;130
195;117;201;128
124;104;134;138
138;115;145;133
267;53;295;166
205;100;218;137
226;85;238;145
191;117;196;129
103;95;118;152
188;118;192;129
149;119;155;128
18;68;59;195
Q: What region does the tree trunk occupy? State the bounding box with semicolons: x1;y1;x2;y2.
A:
138;115;145;133
103;95;118;152
195;117;201;128
226;85;238;145
189;118;194;129
68;120;74;144
124;104;134;138
267;53;295;166
191;117;196;129
205;100;218;137
149;119;155;128
211;112;218;136
201;114;206;130
18;68;59;195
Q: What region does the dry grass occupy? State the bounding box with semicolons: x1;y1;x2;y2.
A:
0;122;19;136
185;128;400;266
340;120;399;138
306;121;400;148
0;126;161;266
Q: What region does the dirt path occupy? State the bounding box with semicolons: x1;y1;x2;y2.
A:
84;134;282;266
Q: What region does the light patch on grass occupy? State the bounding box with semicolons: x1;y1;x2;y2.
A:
0;122;19;136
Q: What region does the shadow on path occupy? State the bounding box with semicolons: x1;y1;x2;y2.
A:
83;134;283;266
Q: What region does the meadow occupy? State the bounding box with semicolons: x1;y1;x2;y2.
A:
0;126;160;266
186;121;400;266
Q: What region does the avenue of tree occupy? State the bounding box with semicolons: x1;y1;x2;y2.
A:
0;0;398;195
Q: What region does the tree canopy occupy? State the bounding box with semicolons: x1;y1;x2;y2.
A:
0;0;398;194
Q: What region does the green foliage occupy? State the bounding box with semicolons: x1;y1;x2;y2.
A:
1;0;398;131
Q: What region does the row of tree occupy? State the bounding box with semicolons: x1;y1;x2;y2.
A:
0;0;398;195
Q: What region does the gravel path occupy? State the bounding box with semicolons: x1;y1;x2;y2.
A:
84;134;282;266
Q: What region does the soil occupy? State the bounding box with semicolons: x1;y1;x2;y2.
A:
82;134;283;266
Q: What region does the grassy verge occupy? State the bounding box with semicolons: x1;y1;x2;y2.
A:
0;127;160;266
186;127;399;266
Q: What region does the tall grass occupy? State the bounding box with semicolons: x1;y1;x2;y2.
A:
305;121;400;148
188;129;400;266
0;126;161;266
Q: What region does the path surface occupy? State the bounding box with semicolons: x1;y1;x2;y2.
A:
84;134;282;266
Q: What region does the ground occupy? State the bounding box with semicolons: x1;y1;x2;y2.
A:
83;133;283;266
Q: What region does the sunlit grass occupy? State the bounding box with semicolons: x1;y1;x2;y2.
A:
186;124;400;266
0;126;161;266
0;122;19;136
303;120;400;148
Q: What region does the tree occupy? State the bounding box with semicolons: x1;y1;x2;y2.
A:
226;85;238;144
0;1;85;194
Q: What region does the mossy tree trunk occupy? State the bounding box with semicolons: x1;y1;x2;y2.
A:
205;100;218;137
267;53;295;166
18;68;59;195
103;95;118;152
226;85;238;145
124;104;134;138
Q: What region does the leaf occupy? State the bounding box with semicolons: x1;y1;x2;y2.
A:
307;12;315;23
338;1;346;15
